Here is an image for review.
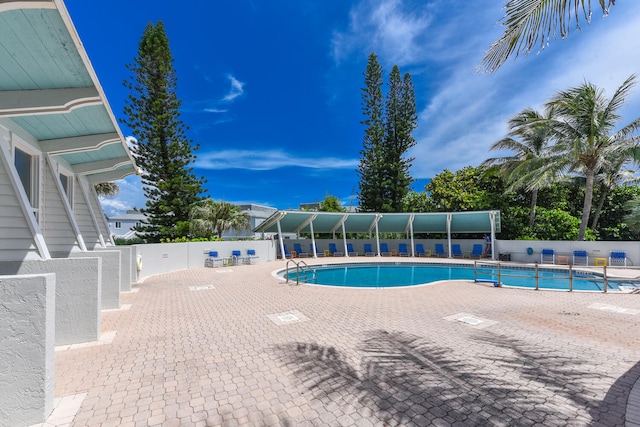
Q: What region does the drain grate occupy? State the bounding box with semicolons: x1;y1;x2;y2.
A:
457;316;483;326
443;312;498;329
588;303;639;315
267;310;310;326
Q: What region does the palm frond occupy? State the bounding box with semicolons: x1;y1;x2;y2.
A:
481;0;615;73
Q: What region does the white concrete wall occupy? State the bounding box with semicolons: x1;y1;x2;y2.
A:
494;240;640;266
102;246;133;292
0;273;55;427
134;240;277;280
0;258;102;345
69;251;121;309
284;239;488;257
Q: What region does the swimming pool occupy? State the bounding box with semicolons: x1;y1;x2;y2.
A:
281;262;634;291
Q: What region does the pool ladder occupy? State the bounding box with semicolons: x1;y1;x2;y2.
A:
285;260;316;285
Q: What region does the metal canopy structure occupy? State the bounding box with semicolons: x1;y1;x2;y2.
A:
254;210;501;259
0;0;137;183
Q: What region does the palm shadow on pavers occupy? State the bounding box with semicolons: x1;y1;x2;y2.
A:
472;334;630;427
272;330;555;426
274;330;616;426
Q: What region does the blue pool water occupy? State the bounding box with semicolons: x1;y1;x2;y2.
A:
282;263;631;291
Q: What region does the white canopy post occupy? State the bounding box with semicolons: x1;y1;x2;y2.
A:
341;222;348;256
375;221;381;256
446;213;452;258
310;220;317;258
276;220;286;260
490;211;496;260
408;214;415;256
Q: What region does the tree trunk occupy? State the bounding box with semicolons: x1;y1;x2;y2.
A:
528;189;538;228
590;184;609;231
578;169;595;241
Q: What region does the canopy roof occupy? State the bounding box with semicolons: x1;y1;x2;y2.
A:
254;210;501;235
0;0;137;182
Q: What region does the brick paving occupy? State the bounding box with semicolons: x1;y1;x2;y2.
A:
53;259;640;426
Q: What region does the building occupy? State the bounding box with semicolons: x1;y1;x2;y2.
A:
0;1;138;424
108;209;147;240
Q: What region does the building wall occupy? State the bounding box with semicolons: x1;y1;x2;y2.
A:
0;258;102;345
494;240;640;265
134;240;277;280
0;273;55;427
70;251;121;309
0;126;44;261
74;176;102;249
42;160;81;255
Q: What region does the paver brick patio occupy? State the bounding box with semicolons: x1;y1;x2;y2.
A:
51;259;640;426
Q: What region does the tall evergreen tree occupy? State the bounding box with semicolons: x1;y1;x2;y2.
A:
358;54;417;212
383;67;417;211
121;21;205;242
357;53;386;212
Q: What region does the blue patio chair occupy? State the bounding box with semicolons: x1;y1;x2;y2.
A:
398;243;410;256
434;243;446;257
329;243;344;256
205;250;222;268
232;250;245;265
293;243;309;258
451;244;464;258
347;243;358;256
380;243;391;256
415;244;431;257
471;244;483;259
364;243;375;256
609;251;627;267
573;250;588;266
541;249;555;264
246;249;259;264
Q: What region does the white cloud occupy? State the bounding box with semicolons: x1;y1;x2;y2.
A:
204;108;228;113
222;75;245;102
197;149;358;170
332;0;434;66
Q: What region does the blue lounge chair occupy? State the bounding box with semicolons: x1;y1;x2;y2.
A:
205;250;222;267
452;244;463;258
293;243;309;258
329;243;344;256
541;249;554;264
364;243;375;256
380;243;391;256
471;244;483;259
347;243;358;256
398;243;410;256
434;243;446;257
415;244;431;257
281;244;293;259
573;250;588;266
609;251;627;267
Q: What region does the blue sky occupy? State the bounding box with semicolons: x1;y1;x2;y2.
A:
64;0;640;216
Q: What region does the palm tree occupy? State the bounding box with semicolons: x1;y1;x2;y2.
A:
590;154;640;231
189;200;250;239
482;107;556;228
482;0;616;73
543;74;640;240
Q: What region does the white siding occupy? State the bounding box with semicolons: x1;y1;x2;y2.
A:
73;178;101;249
41;163;80;254
83;180;111;244
0;153;41;261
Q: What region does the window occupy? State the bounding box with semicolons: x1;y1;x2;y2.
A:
115;221;122;229
14;147;39;219
59;172;73;206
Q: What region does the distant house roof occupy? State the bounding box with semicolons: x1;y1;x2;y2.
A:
108;210;147;221
0;1;137;183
